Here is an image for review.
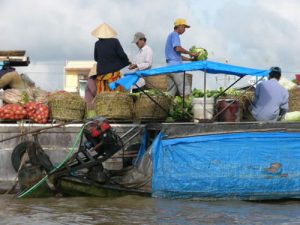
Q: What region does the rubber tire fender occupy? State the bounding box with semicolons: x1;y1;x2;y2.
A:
11;141;53;172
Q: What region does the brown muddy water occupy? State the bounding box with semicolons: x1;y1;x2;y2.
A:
1;195;300;225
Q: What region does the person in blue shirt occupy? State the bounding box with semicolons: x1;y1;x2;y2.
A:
165;18;198;96
251;67;289;121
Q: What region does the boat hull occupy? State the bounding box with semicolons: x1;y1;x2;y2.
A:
152;123;300;200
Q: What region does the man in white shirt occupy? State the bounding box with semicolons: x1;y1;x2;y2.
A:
129;32;153;91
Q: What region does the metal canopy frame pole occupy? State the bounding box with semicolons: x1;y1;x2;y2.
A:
182;71;186;120
214;76;244;99
212;76;264;121
204;70;207;119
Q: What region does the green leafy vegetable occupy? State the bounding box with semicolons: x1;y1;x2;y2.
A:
167;96;193;122
192;88;240;98
189;46;208;61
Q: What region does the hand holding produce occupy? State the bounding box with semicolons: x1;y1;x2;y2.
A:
189;46;208;61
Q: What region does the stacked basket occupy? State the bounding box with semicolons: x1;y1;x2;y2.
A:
289;87;300;112
134;94;172;121
94;92;134;121
144;73;193;91
49;92;85;121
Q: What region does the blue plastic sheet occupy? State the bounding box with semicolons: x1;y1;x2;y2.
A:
133;129;149;166
152;132;300;200
110;60;270;90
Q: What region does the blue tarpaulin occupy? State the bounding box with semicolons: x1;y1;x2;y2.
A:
152;131;300;200
110;60;270;90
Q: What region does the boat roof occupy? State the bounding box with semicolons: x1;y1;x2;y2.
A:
110;60;270;90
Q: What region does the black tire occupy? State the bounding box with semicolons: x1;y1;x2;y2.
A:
11;141;53;172
11;141;36;172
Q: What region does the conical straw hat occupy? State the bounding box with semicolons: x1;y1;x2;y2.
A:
91;23;117;39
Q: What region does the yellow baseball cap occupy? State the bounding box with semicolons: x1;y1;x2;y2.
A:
174;18;190;28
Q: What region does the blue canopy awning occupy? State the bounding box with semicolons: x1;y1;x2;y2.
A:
109;60;270;90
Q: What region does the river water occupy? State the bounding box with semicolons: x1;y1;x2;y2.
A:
1;195;300;225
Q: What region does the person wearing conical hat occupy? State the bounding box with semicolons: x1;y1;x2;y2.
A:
89;23;130;96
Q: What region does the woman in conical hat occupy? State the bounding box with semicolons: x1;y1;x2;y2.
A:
88;23;130;99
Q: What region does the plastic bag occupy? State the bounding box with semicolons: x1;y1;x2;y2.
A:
32;87;49;104
1;88;34;104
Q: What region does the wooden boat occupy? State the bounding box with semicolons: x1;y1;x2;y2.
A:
2;60;300;200
8;121;300;200
58;176;151;197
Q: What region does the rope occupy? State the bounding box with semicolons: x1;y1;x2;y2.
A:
17;126;85;198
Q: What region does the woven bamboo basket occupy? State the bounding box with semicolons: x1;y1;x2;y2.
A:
289;87;300;112
144;73;193;91
48;92;85;121
239;92;255;121
134;94;172;121
94;92;133;120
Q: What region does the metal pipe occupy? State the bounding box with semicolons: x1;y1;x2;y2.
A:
182;71;186;120
0;120;84;143
120;126;140;139
204;70;207;119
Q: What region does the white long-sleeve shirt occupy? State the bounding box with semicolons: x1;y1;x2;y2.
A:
132;45;153;89
133;45;153;71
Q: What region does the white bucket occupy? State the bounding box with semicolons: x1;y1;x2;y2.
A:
192;97;215;121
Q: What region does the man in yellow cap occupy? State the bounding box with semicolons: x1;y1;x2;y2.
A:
165;18;198;96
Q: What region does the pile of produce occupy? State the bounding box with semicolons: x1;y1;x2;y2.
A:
189;46;208;61
0;104;27;120
192;88;241;98
0;102;49;123
166;96;193;122
25;102;49;123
